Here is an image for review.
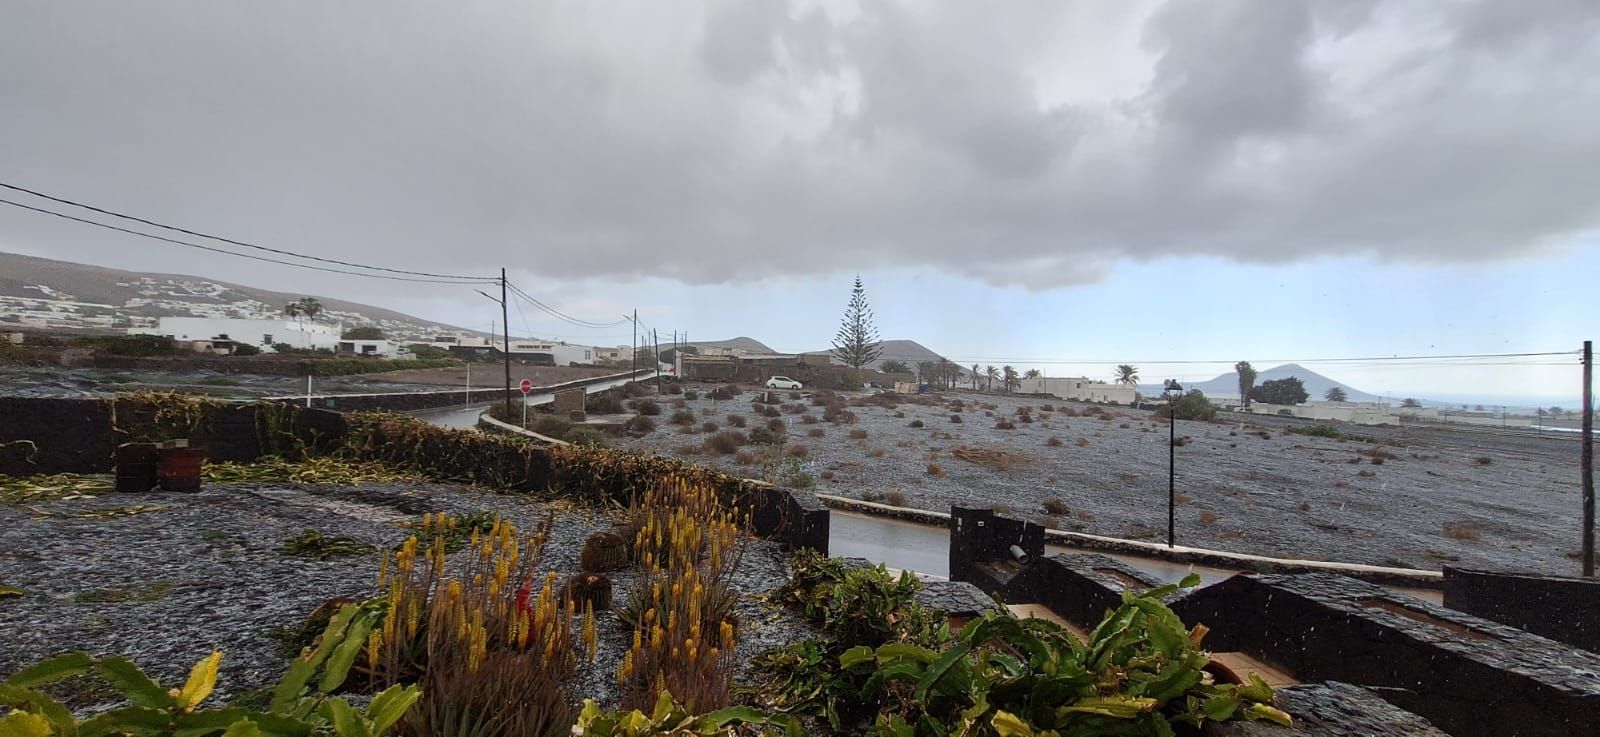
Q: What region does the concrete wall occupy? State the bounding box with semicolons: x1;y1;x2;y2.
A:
1443;567;1600;653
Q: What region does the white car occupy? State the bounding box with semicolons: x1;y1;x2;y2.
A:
765;376;803;390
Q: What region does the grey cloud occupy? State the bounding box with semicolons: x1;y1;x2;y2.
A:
0;0;1596;300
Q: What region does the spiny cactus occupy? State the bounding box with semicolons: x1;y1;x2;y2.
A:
580;530;630;572
565;571;613;611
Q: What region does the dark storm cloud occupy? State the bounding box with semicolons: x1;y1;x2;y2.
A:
1;0;1596;294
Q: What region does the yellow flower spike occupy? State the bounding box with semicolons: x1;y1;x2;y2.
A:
652;625;664;650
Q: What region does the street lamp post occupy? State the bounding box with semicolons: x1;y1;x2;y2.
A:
1163;379;1183;549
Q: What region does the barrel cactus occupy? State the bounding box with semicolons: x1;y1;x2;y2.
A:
579;530;629;572
565;572;613;611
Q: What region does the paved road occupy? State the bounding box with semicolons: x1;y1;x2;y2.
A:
407;372;650;429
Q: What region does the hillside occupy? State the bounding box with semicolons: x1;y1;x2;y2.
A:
1141;363;1381;403
802;339;950;372
684;336;776;354
0;251;477;341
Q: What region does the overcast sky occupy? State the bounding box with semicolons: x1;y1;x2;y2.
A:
1;1;1595;402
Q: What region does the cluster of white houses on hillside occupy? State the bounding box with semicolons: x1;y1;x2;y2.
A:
128;317;633;364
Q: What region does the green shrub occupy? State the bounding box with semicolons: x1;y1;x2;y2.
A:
78;334;178;356
0;605;418;737
668;408;696;425
834;580;1290;737
231;343;261;356
1153;390;1218;421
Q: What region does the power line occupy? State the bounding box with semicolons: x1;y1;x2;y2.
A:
504;281;629;328
0;196;493;285
0;181;497;282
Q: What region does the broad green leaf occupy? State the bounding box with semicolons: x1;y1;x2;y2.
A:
1202;694;1239;721
2;653;96;689
77;707;171;737
172;708;308;737
874;643;937;665
317;615;375;694
914;643;971;703
93;657;174;709
0;712;53;737
838;646;875;669
271;605;358;713
176;652;222;711
220;720;262;737
319;698;370;737
363;685;420;736
701;706;765;728
1237;673;1274;704
0;586;23;599
1178;573;1202;589
1061;696;1158;719
0;684;75;737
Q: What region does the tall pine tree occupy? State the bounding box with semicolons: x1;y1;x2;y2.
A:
831;275;882;369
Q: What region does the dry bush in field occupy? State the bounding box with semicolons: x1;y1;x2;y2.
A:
950;445;1036;471
1443;521;1483;541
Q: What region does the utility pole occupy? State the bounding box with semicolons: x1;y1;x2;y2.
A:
631;309;637;376
501;268;511;417
1582;340;1594;577
653;328;661;392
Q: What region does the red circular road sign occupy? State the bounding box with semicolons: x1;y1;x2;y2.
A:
519;379;533;394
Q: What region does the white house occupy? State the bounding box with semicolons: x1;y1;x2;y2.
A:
505;340;594;366
336;339;405;358
131;317;341;351
1243;401;1400;426
1017;377;1138;404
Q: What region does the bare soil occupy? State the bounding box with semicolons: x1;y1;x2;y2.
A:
618;386;1586;574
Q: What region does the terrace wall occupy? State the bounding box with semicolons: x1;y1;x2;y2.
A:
1442;566;1600;653
1171;573;1600;737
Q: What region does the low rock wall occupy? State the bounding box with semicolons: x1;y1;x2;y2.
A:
0;397;343;475
1171;573;1600;737
1442;566;1600;653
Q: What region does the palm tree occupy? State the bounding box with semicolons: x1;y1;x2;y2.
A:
1235;361;1257;408
1325;387;1348;402
970;364;981;390
984;365;999;391
1023;368;1041;379
1114;364;1139;388
283;301;302;324
296;297;323;322
1001;365;1019;393
880;360;910;374
1401;398;1421;408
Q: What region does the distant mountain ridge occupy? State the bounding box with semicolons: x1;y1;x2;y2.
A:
801;339;950;371
1140;363;1381;403
0;251;479;341
684;336;776;354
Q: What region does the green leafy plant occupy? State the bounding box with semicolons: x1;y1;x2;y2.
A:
836;576;1291;737
0;603;418;737
278;530;377;560
578;691;802;737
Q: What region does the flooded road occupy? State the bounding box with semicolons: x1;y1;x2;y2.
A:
408;373;648;430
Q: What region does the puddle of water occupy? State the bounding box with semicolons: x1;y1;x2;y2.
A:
829;511;950;577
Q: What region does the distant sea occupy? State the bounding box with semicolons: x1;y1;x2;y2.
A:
1383;392;1588;412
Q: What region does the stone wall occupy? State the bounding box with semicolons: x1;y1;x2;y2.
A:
0;397;343;475
1172;573;1600;737
947;505;1044;593
1442;566;1600;653
1001;552;1165;628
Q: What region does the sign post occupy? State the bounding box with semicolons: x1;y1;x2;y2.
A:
520;379;533;428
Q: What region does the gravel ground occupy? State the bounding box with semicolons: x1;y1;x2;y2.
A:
0;479;811;710
620;386;1584;573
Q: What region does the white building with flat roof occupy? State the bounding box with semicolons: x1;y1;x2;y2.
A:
131;317;340;351
1017;377;1138;404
